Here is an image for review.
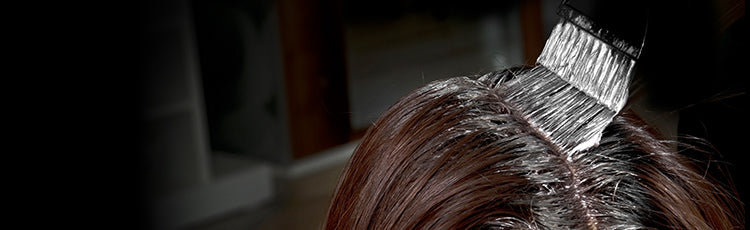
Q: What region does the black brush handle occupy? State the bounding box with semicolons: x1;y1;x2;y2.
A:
559;0;649;59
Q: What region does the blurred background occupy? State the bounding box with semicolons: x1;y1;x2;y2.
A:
136;0;745;229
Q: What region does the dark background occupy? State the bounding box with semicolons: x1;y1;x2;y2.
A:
17;0;743;228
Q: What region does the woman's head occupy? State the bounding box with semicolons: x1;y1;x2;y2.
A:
325;68;743;229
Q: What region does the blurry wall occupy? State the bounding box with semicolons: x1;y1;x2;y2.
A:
192;0;292;164
190;0;544;163
140;0;212;200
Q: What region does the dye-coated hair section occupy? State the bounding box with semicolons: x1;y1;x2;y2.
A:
325;68;744;229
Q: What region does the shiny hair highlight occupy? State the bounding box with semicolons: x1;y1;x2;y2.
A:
325;68;744;229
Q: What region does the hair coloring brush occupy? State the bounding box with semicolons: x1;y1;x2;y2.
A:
502;0;648;152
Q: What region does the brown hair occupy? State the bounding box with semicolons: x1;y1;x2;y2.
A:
325;68;744;229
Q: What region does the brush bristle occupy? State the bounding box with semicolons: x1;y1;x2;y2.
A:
502;20;635;153
538;20;635;112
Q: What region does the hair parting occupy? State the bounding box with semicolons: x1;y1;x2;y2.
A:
325;68;744;229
